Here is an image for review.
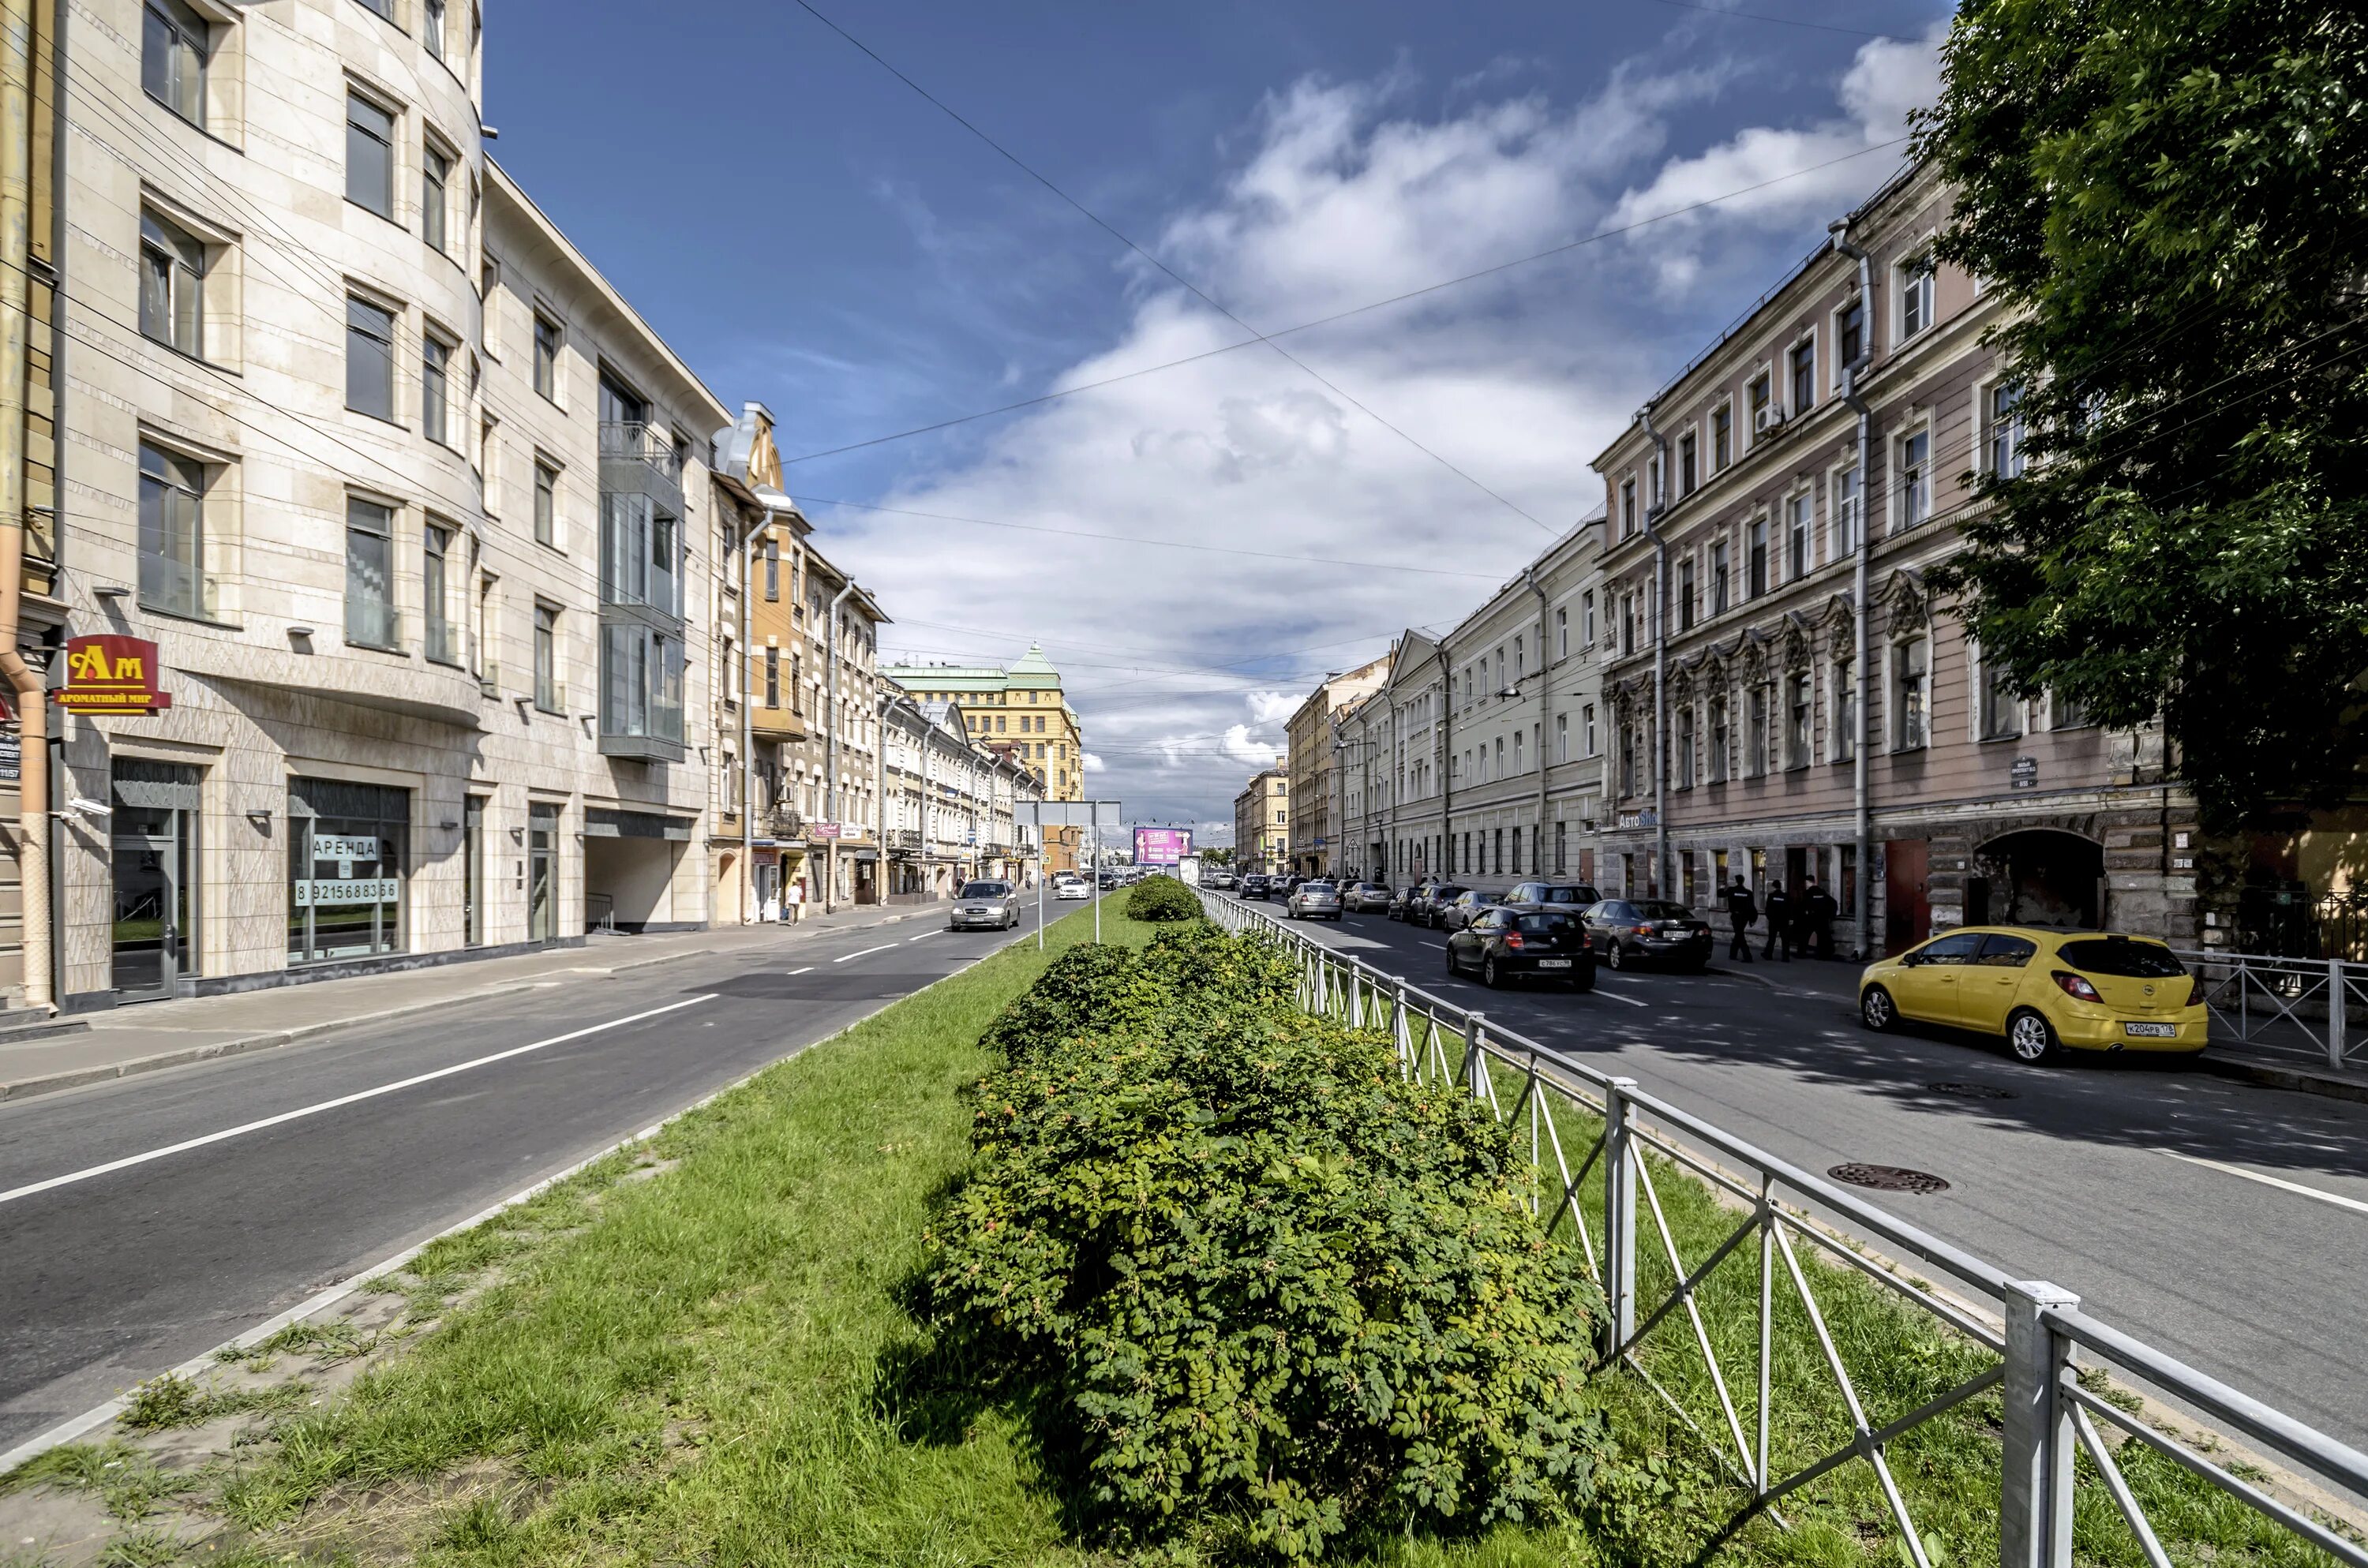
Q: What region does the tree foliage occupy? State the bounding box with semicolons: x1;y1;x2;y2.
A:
1916;0;2368;829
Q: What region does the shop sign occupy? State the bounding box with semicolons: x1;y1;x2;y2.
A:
811;821;842;840
313;834;380;861
294;877;400;907
2010;755;2038;791
0;734;17;783
57;634;172;715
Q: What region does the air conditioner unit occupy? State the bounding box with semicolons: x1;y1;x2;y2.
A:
1754;406;1787;436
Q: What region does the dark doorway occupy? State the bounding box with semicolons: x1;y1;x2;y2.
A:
111;761;200;1001
1973;829;2104;930
1884;838;1930;955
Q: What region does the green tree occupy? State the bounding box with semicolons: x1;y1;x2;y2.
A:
1916;0;2368;829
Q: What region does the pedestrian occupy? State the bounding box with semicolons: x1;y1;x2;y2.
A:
1800;874;1839;960
1725;877;1757;962
1763;879;1793;961
788;876;807;924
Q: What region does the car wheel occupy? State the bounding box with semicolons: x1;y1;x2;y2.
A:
1569;964;1595;994
1482;955;1501;989
1606;940;1627;972
1444;944;1459;975
2006;1008;2059;1065
1860;986;1897;1032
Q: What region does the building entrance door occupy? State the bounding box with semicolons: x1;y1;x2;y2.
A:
1884;838;1931;956
110;761;200;1002
528;803;559;943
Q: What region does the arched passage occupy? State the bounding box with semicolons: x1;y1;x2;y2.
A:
1969;829;2104;930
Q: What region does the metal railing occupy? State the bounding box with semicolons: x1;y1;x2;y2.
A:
1198;891;2368;1568
2175;949;2367;1071
598;421;684;481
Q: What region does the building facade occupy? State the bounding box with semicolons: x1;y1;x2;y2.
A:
1232;765;1287;875
45;0;735;1007
1590;162;2193;956
880;644;1086;873
1283;653;1389;878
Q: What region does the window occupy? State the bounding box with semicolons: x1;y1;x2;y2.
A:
1710;540;1729;615
143;0;207;126
1749;372;1770;433
1788;492;1812;579
1786;672;1812;767
1989;384;2025;478
1582;591;1596;645
1556;713;1568;763
1493;736;1504;777
1677;705;1695;787
1620;477;1636;537
1679;430;1698;496
1834;660;1856;761
424;522;458;663
1899;255;1935;339
1748;518;1768;599
1556;606;1568;658
354;0;395;17
1513;635;1524;678
1789;339;1815;414
763;537;780;601
1747;683;1769;775
344;496;396;649
423;0;445;57
1582;703;1597;756
137;443;205;619
765;646;781;707
1837;296;1864;373
1709;693;1729;781
1620;593;1635;656
1677;556;1696;631
1980;652;2021;739
1512;730;1524;772
346;92;395;219
422;334;451;445
422;144;451;255
2053;690;2096;730
1898;428;1931;528
533;459;557;546
479;256;502;355
534;603;560;711
1834;466;1862;555
345;296;396;421
1893;636;1930;749
139;209;205;358
533;313;560;402
1712;404;1732;470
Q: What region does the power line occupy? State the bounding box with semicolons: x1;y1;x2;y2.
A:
787;0;1560;534
1650;0;1932;44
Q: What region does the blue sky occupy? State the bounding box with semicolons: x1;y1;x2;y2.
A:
489;0;1954;836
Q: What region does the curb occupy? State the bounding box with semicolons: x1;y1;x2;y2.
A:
0;910;1067;1478
2193;1053;2368;1106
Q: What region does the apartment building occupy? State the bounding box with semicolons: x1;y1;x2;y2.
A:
1591;161;2192;956
1283;653;1389;877
40;0;733;1007
880;644;1085;873
784;546;886;908
1232;766;1287;875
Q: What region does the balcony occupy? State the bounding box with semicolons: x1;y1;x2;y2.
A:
599;421;684;501
751;699;806;739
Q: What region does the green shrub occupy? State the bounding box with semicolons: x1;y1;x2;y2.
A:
976;943;1166;1064
1123;875;1201;922
924;949;1609;1561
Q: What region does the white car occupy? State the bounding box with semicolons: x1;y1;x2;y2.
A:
1053;876;1091;900
949;880;1020;931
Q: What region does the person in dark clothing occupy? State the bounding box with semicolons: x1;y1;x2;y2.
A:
1725;878;1757;962
1800;875;1839;960
1762;879;1793;960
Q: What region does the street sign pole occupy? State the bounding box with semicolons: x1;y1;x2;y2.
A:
1091;800;1101;945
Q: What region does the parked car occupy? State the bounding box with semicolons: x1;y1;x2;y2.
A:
1504;881;1603;912
1285;878;1343;920
1583;898;1714;971
1410;883;1468;928
1239;874;1271;900
1388;881;1432;922
1204;870;1237;891
1441;889;1503;932
950;879;1020;931
1054;875;1091;901
1446;907;1594;990
1343;881;1392;913
1859;927;2206;1063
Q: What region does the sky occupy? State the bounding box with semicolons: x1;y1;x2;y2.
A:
487;0;1954;844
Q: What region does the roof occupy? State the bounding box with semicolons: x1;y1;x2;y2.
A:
1007;643;1062;685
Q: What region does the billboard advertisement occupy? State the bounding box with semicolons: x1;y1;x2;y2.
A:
1133;827;1193;866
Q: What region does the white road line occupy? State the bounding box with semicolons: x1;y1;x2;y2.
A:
833;944;899;964
788;967;814;976
0;994;718;1208
2160;1150;2368;1218
907;932;934;943
1595;989;1650;1008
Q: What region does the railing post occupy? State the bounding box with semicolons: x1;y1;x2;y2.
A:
2329;958;2346;1070
1393;979;1412;1074
1602;1076;1640;1357
1463;1012;1486;1099
1999;1281;2080;1568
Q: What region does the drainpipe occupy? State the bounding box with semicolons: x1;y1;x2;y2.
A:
1435;644;1453;878
1522;565;1552;878
822;578;854;912
1830;219;1876;960
1;0;54;1011
1637;404;1673;898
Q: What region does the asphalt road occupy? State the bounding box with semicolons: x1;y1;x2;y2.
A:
1235;895;2368;1451
0;905;1058;1452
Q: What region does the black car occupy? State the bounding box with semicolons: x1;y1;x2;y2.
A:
1504;880;1603;912
1388;881;1433;922
1411;883;1468;929
1446;907;1594;990
1239;874;1272;900
1583;898;1715;971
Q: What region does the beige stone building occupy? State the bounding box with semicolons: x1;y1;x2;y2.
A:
1283;653;1388;877
42;0;731;1005
1232;765;1287;875
880;645;1085;873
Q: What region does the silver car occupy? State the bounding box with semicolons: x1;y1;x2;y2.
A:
950;879;1020;930
1343;881;1392;912
1285;878;1343;920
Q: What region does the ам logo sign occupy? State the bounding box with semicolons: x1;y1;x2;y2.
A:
55;634;172;715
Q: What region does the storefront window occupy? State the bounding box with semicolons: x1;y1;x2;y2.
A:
288;777;408;962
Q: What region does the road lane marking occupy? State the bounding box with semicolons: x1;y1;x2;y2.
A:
1594;989;1650;1008
907;932;934;942
2160;1150;2368;1218
834;944;899;963
788;967;814;975
0;995;718;1208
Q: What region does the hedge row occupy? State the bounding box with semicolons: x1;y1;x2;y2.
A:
1122;874;1202;922
922;922;1611;1561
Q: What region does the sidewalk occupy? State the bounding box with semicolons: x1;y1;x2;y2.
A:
0;903;924;1104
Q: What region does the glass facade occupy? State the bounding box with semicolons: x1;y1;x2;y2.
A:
287;778;409;963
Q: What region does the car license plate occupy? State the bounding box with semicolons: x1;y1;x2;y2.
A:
1538;959;1572;969
2123;1022;2177;1038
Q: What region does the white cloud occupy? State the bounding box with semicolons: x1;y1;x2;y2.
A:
830;36;1943;823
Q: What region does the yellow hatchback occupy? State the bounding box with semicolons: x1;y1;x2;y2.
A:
1858;926;2207;1063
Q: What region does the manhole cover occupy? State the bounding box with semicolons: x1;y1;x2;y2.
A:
1829;1163;1951;1195
1925;1081;2018;1100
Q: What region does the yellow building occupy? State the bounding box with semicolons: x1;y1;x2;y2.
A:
879;644;1087;873
1233;766;1288;874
